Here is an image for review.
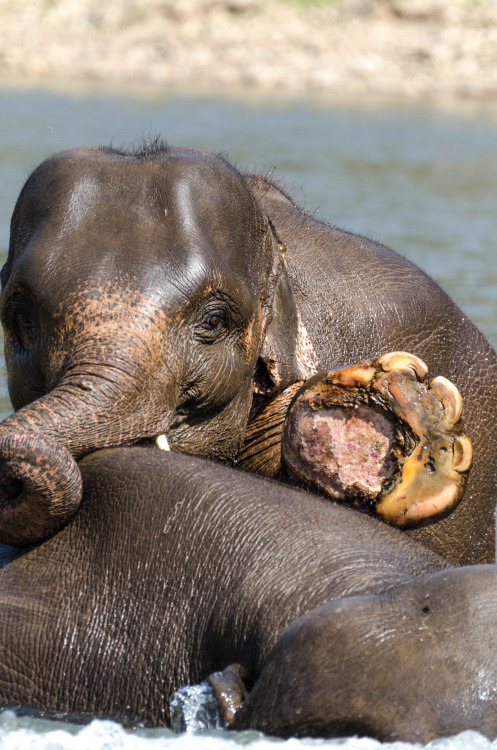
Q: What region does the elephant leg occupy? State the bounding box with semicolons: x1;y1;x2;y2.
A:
282;351;473;527
227;564;497;742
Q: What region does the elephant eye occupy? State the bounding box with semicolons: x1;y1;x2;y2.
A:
199;310;227;331
10;300;38;351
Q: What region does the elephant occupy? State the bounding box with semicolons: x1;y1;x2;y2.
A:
1;142;496;565
0;447;496;743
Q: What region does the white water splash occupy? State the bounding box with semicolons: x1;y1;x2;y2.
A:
170;681;222;733
0;710;496;750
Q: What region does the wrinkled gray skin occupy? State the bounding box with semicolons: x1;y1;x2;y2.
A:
1;448;497;743
0;145;496;560
1;144;497;741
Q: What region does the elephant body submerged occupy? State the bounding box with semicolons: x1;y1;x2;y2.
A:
1;447;497;743
0;143;497;739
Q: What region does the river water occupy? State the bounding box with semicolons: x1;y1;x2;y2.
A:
0;85;496;748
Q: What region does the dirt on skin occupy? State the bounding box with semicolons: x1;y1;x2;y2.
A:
1;0;496;103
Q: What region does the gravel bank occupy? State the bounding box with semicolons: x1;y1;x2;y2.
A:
1;0;497;102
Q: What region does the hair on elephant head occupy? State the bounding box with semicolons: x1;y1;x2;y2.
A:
0;142;310;545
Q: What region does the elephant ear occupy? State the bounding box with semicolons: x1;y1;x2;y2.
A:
254;243;319;397
245;172;319;397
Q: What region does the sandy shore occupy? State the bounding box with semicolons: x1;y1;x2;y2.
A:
1;0;497;102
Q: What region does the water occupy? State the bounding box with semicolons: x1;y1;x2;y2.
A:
0;84;496;747
2;709;497;750
169;681;223;733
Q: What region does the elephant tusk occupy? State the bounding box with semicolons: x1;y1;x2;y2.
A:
155;434;170;451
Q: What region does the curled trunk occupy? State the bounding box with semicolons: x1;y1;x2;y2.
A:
0;432;82;546
0;375;173;546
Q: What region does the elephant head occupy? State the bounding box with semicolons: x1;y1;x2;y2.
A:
0;144;309;545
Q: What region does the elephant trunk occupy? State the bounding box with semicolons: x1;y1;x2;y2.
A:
0;372;175;546
0;432;82;546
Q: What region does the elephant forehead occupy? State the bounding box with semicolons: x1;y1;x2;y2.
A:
10;148;266;302
16;147;259;255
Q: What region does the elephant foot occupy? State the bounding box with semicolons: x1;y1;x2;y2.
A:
282;352;473;527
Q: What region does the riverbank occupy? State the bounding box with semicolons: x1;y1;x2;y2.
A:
1;0;496;103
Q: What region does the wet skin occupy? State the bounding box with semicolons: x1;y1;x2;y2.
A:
0;449;497;743
1;144;497;740
243;175;497;564
0;146;279;543
0;144;496;562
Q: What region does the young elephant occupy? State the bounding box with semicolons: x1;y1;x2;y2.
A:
0;143;496;566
